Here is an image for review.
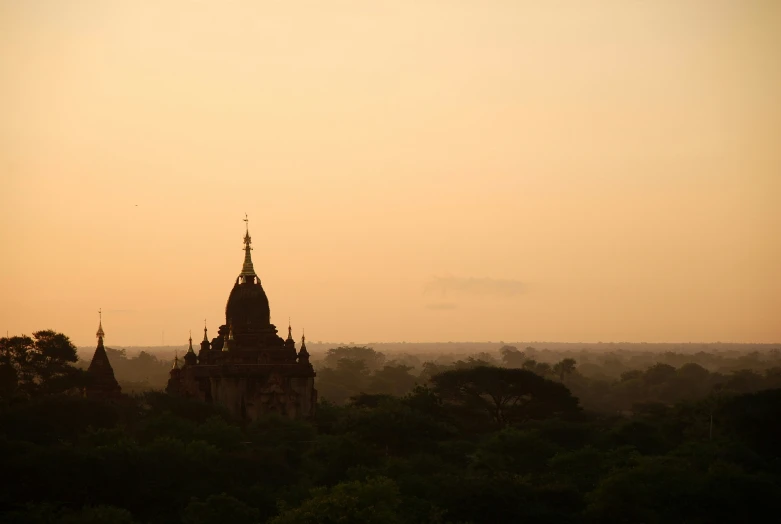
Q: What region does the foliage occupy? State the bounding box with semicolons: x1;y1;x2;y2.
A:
2;332;781;523
431;366;580;428
0;331;84;399
182;493;260;524
270;477;403;524
322;346;386;371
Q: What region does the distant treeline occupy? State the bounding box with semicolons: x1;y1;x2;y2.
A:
78;342;781;411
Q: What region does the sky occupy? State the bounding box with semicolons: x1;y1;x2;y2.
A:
1;0;780;346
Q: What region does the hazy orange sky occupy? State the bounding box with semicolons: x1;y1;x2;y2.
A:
1;1;780;346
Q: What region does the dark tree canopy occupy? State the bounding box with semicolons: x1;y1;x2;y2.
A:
323;346;386;371
2;332;781;524
0;331;84;399
431;366;580;427
499;345;526;368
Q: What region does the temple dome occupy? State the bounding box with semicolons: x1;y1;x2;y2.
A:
226;278;271;332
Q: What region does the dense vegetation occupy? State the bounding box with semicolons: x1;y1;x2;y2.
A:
2;334;780;523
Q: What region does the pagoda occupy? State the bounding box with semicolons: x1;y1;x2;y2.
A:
85;310;122;398
166;217;317;420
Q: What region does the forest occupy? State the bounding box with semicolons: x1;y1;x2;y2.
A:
2;331;780;523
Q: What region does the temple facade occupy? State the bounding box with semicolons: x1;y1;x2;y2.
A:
167;218;317;421
85;312;122;398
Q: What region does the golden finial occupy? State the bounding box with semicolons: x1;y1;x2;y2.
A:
240;215;256;278
96;308;105;339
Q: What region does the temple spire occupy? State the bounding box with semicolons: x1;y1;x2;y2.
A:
184;330;197;365
200;319;211;353
240;213;256;280
298;329;310;364
86;311;122;398
96;308;105;343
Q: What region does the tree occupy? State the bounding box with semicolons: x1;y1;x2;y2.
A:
323;346;386;371
620;369;642;382
643;363;677;386
471;428;561;474
339;396;456;455
0;331;84;399
182;493;260;524
522;359;553;377
677;363;709;382
367;364;418;396
270;477;403;524
430;366;579;428
584;454;781;523
316;358;372;404
61;505;138;524
553;358;577;382
499;346;526;368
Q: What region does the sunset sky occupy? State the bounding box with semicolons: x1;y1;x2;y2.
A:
1;0;780;346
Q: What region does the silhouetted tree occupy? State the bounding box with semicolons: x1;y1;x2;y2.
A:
182;493;260;524
316;358;371;404
323;346;386;371
270;477;403;524
431;366;579;428
368;364;418;396
0;331;84;399
499;345;526;368
643;363;677;386
553;358;577;382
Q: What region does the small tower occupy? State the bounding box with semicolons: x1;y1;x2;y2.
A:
166;351;182;394
184;331;197;366
198;320;210;364
171;351;181;372
200;320;210;352
85;309;122;399
298;330;310;365
285;318;295;349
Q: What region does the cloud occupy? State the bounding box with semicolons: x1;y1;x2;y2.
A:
424;276;525;298
425;302;458;310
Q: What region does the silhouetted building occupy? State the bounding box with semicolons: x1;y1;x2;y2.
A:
85;312;122;398
166;218;317;420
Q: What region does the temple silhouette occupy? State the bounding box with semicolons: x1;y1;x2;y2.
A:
85;311;122;399
166;217;317;420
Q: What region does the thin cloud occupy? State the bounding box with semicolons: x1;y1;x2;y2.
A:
424;276;525;298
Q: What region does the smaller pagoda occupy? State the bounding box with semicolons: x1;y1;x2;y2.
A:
85;309;122;398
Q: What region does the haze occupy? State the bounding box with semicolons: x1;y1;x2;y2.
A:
1;0;779;346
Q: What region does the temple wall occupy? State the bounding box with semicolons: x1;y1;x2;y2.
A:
206;374;316;421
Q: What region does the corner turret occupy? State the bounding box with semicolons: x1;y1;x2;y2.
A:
285;318;295;349
298;330;310;365
184;331;197;366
